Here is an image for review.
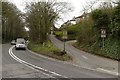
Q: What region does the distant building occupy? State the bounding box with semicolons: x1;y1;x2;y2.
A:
69;12;89;24
60;12;90;29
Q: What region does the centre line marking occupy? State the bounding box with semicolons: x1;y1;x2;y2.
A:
82;55;88;60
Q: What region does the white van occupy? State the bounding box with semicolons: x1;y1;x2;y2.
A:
15;38;26;50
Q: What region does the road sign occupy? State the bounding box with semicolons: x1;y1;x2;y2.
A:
101;29;106;38
63;30;67;39
101;28;106;48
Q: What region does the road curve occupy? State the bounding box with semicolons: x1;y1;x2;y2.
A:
3;44;56;78
2;43;118;78
49;35;119;76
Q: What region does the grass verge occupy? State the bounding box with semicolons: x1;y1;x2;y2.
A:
27;41;72;61
73;39;119;61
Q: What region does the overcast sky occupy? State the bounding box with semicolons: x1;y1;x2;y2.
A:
8;0;110;28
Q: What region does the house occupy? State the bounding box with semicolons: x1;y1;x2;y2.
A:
60;12;90;29
69;12;89;24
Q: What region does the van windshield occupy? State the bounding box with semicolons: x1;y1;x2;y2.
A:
16;39;25;44
18;42;25;44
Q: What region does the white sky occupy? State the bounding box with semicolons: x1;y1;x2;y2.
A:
8;0;112;28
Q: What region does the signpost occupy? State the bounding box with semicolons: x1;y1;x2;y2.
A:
63;28;67;52
51;27;53;35
101;28;106;48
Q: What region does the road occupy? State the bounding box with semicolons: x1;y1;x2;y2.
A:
49;35;119;76
2;44;51;78
2;42;118;79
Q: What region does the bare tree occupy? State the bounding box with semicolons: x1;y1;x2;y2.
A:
25;1;73;44
82;0;100;14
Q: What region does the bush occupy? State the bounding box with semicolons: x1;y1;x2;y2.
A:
77;19;95;45
54;31;64;40
55;31;63;37
103;38;119;59
67;24;80;40
74;6;119;60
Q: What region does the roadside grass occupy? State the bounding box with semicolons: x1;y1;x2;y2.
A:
73;38;119;60
28;41;72;61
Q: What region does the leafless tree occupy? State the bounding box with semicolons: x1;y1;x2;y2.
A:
25;1;73;43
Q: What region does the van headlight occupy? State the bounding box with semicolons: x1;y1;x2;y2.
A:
16;44;19;47
23;45;26;47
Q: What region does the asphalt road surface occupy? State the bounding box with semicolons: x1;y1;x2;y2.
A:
49;35;119;76
2;39;119;79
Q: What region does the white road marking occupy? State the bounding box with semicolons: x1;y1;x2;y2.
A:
9;46;54;78
28;48;119;76
97;68;119;76
24;64;55;78
9;46;68;79
82;55;88;60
